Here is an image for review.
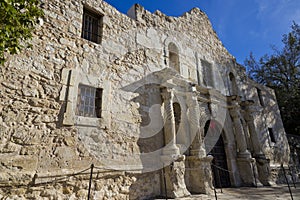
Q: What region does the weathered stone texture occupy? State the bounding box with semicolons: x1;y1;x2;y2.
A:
0;0;291;199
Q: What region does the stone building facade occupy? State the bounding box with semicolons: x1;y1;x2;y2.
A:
0;0;290;199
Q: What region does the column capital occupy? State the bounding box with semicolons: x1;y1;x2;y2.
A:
186;92;198;105
161;87;174;101
241;100;257;122
229;106;240;119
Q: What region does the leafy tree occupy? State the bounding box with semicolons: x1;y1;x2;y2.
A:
245;22;300;135
0;0;43;64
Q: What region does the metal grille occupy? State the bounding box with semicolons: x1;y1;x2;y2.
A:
76;84;102;118
82;8;102;43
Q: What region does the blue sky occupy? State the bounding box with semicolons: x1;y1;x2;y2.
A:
104;0;300;64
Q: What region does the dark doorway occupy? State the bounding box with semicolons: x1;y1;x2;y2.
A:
208;134;231;188
204;120;231;188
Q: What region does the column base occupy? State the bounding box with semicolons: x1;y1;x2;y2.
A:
255;156;272;186
161;144;180;164
237;153;263;187
185;155;214;195
161;156;191;198
190;146;206;158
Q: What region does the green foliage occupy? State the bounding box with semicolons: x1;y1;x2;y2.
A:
245;22;300;135
0;0;43;64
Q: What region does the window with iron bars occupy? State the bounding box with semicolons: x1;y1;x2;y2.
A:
76;84;102;118
82;8;103;44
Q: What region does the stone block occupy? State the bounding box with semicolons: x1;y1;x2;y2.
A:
1;155;38;172
136;33;153;49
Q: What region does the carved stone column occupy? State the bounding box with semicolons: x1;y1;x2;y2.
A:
161;87;180;160
242;101;263;156
160;87;190;198
185;86;213;194
229;97;257;186
187;89;206;157
243;100;272;186
229;103;249;155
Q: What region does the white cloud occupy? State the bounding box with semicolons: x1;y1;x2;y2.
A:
255;0;300;23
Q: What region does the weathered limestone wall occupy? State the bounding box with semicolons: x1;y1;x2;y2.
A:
0;0;290;199
0;0;147;199
241;78;290;184
242;80;289;163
